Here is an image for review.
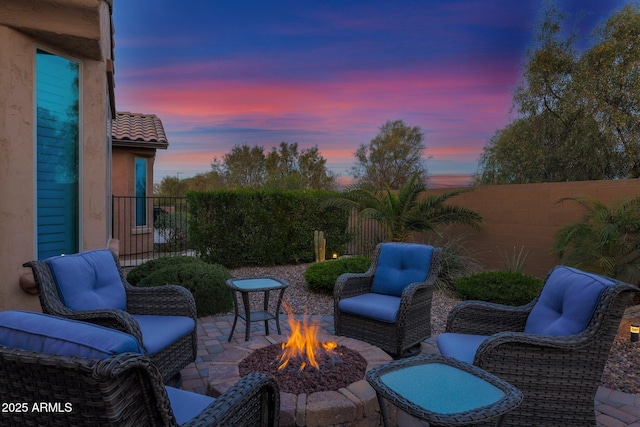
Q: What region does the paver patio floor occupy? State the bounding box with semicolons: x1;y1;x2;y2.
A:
180;314;640;427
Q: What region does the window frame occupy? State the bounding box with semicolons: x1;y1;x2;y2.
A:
34;46;83;259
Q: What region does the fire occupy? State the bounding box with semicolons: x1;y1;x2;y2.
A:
278;304;337;371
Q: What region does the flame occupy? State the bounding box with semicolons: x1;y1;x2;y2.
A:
278;303;337;371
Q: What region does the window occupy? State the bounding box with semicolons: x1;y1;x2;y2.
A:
36;49;80;259
135;158;147;226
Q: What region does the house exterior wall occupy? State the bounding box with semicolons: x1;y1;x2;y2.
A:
112;147;156;257
427;179;640;279
0;1;113;311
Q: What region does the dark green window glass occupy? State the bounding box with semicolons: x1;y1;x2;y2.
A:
36;50;79;259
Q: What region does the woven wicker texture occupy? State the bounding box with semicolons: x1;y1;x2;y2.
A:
334;243;441;356
24;250;197;383
0;345;279;426
367;354;523;426
445;269;639;427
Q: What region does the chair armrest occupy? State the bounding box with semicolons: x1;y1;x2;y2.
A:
185;372;280;427
399;281;433;306
445;300;534;335
334;272;374;300
60;309;145;346
473;331;599;385
125;284;197;319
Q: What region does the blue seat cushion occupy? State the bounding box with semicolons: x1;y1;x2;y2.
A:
371;243;433;297
132;315;195;355
0;311;142;359
524;266;613;336
45;249;126;311
437;333;489;364
338;293;401;323
165;386;215;425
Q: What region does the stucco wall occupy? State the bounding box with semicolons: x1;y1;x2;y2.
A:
429;180;640;279
0;1;113;311
112;147;156;256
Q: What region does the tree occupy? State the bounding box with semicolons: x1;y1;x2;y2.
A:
264;142;337;190
352;120;428;190
475;2;640;185
323;174;482;242
552;197;640;284
220;145;267;188
580;4;640;177
154;176;188;197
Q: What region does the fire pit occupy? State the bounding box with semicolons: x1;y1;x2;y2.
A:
207;312;394;427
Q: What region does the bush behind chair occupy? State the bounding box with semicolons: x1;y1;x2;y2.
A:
304;257;371;294
132;257;233;317
454;270;543;306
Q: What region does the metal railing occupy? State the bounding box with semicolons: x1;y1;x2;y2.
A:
112;196;190;267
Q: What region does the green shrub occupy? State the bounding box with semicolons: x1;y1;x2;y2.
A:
453;271;543;306
187;189;351;268
304;257;371;294
127;256;204;285
135;260;233;317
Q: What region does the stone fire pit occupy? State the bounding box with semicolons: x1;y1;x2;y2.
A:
207;333;395;427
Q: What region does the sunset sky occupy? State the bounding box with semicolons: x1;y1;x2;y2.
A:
112;0;627;188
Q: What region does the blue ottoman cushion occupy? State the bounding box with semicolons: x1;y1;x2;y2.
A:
338;293;401;323
45;249;126;311
0;310;142;359
371;243;433;297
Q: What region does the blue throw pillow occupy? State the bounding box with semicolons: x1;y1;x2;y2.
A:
524;266;613;336
0;311;142;359
371;243;433;297
45;249;127;311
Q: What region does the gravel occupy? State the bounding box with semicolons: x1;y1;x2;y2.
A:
229;263;640;395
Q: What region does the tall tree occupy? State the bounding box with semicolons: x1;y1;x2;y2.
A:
220;145;267;188
352;120;428;190
475;2;640;185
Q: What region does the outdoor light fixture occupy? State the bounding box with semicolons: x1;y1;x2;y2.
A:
332;252;338;259
631;324;639;343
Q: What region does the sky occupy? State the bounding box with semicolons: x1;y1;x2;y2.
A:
112;0;628;188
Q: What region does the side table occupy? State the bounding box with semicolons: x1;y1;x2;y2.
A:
366;354;522;427
226;276;289;342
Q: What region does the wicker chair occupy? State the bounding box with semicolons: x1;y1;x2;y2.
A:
334;242;441;357
0;310;279;426
437;266;639;427
24;249;197;383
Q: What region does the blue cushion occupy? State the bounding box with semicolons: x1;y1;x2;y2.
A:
165;386;216;425
45;249;126;311
371;243;433;297
524;266;613;336
0;311;142;359
132;315;195;355
338;293;401;323
437;333;489;364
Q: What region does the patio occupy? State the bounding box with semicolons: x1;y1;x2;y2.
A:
180;314;640;427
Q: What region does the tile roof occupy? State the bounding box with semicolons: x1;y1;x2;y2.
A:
111;112;169;149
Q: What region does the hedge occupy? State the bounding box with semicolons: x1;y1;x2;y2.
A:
187;189;351;268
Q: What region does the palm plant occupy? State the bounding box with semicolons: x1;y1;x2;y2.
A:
552;197;640;284
323;174;483;242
